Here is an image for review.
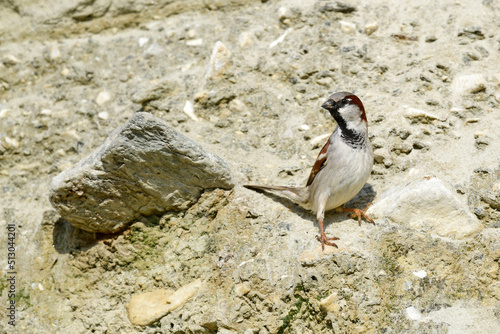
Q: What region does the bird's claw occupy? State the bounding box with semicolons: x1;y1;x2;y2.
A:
345;203;375;226
316;233;339;251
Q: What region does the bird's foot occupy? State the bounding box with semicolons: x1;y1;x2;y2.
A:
316;233;339;251
341;203;375;226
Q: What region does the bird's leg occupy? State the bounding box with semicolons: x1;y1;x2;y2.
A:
315;208;339;251
340;203;375;226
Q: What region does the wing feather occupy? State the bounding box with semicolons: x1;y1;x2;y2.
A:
306;140;330;186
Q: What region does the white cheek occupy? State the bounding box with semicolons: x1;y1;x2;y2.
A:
341;106;362;124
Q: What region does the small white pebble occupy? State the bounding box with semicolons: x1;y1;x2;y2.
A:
61;67;70;76
278;7;288;20
3;136;19;149
50;44;61;60
183;101;199;121
98;111;109;120
96;91;111;106
310;133;330;146
2;54;21;65
138;37;149;47
339;21;357;34
406;306;422;321
413;270;427;278
186;29;197;39
228;99;246;113
298;124;310;131
452;73;486;95
40;109;52;116
186;39;203;46
0;109;9;118
365;22;379;35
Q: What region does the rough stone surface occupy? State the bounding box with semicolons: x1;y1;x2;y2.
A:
468;167;500;226
49;112;233;233
368;178;482;239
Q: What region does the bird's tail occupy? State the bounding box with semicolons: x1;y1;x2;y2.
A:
244;184;309;207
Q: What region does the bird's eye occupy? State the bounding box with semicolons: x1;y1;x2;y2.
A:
342;98;349;104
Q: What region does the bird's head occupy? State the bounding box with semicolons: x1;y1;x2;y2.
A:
321;91;367;131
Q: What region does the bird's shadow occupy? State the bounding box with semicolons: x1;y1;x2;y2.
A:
250;183;377;232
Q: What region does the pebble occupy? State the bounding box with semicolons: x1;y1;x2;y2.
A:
126;279;203;326
278;7;288;21
60;67;70;76
2;54;21;65
413;270;427;278
95;91;111;106
1;136;19;149
50;44;61;60
234;283;251;296
40;109;52;116
339;21;356;34
138;37;149;47
319;1;356;13
186;29;197;39
404;107;445;123
452;74;486;95
320;292;340;313
228;99;246;113
0;108;9;118
365;22;379;35
206;41;231;79
97;111;109;120
31;282;44;291
310;133;330;147
425;35;437;42
183;100;199;121
186;38;203;46
405;306;422;321
298;124;310;131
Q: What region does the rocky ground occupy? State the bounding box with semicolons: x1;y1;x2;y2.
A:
1;0;500;333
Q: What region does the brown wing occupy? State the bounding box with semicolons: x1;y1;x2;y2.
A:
306;140;330;186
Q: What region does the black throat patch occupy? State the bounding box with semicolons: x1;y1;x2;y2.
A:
340;127;365;149
331;112;365;149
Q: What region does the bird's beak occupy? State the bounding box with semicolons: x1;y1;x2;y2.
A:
321;99;335;110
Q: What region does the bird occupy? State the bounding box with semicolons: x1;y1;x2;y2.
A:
244;91;374;250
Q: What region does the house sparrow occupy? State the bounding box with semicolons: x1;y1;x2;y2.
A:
245;91;374;250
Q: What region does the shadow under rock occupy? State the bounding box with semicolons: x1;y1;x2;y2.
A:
52;214;161;254
249;183;377;230
53;218;99;254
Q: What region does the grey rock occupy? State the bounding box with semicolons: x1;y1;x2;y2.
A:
131;79;178;105
49;112;233;233
368;178;482;239
319;1;356;13
468;167;500;225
